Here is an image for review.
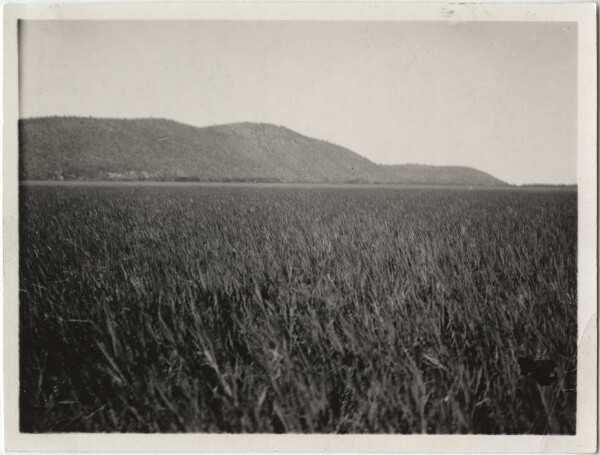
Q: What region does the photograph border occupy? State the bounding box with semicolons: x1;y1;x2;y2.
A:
3;2;597;452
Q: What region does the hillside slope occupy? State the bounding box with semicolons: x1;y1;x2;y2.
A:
19;117;507;185
381;164;507;186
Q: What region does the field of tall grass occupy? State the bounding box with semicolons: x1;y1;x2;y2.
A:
19;184;577;433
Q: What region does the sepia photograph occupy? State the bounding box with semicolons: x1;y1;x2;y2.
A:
3;2;597;452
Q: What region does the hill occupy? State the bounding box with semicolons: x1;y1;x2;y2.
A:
19;117;507;186
381;164;507;186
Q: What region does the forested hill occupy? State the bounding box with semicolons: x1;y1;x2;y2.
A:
381;164;508;187
19;117;507;186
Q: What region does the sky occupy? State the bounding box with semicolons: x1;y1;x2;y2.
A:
19;20;577;184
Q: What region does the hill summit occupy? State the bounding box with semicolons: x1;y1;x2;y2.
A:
19;117;507;186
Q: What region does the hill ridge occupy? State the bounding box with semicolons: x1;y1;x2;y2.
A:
19;116;507;186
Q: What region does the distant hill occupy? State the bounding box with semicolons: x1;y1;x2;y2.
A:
381;164;507;187
19;117;507;186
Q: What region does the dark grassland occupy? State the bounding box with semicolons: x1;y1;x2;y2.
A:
19;185;577;433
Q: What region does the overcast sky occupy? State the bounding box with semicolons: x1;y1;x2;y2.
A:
19;20;577;184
